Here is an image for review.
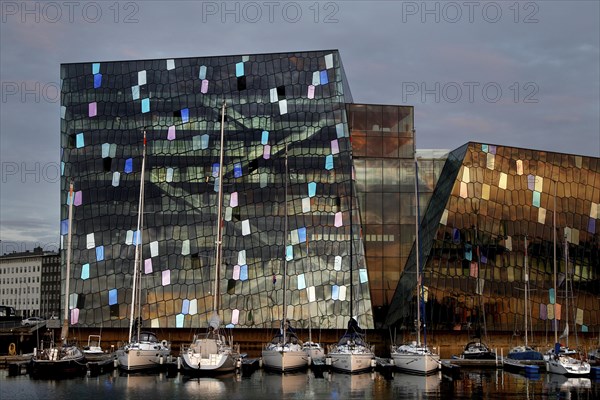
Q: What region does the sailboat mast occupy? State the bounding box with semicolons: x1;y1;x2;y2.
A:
524;235;529;347
553;181;558;346
213;101;226;315
414;148;421;346
61;181;74;345
564;234;569;348
128;131;147;343
282;143;289;345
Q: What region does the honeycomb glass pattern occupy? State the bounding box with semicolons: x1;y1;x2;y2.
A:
60;50;373;330
387;143;600;334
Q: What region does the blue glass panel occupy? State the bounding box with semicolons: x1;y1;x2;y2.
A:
141;98;150;113
182;299;190;314
133;230;141;246
482;144;489;153
240;265;248;281
359;269;368;283
298;274;306;290
176;314;184;328
308;182;316;197
92;63;100;74
96;246;104;261
452;228;460;243
320;70;328;84
61;161;64;176
214;177;220;193
549;288;555;304
464;244;472;261
181;108;189;122
212;163;220;177
234;163;242;178
201;134;209;149
332;285;339;300
81;263;89;280
124;158;133;173
336;123;345;138
235;62;244;77
588;218;595;233
108;289;117;305
94;73;102;88
76;133;84;148
199;65;207;79
298;227;307;243
61;219;68;235
261;130;269;145
325;154;334;170
532;191;541;207
286;245;293;261
582;325;588;333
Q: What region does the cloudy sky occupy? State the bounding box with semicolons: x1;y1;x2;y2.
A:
1;1;599;253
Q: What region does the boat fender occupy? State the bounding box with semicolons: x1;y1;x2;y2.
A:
8;343;16;355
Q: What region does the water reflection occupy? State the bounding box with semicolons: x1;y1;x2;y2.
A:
1;368;599;400
261;371;310;397
327;371;376;398
390;372;442;396
544;374;592;391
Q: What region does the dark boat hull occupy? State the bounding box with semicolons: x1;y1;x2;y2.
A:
28;357;88;379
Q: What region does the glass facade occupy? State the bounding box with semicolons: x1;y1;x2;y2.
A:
60;50;599;333
387;143;600;334
60;50;373;330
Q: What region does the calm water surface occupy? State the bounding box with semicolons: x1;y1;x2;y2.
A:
1;368;598;399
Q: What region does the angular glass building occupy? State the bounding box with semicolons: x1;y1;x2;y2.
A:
60;50;374;330
386;143;600;335
60;50;599;334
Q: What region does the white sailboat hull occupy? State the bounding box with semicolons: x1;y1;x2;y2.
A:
181;338;239;373
302;342;325;362
391;346;440;375
304;348;325;362
116;341;170;372
329;352;374;374
262;348;308;372
546;355;591;376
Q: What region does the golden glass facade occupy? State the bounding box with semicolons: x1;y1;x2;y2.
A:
387;143;600;334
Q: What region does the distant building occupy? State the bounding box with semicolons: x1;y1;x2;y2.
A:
0;247;61;318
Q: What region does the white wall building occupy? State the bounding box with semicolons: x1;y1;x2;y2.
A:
0;247;60;318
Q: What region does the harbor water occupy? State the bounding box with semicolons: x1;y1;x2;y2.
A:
1;367;599;400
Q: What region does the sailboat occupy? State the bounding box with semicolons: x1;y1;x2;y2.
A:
390;153;440;375
116;131;171;372
28;181;87;379
328;161;375;374
261;143;309;373
301;239;325;363
181;101;241;375
302;314;325;363
545;220;590;376
504;235;543;373
460;221;496;361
